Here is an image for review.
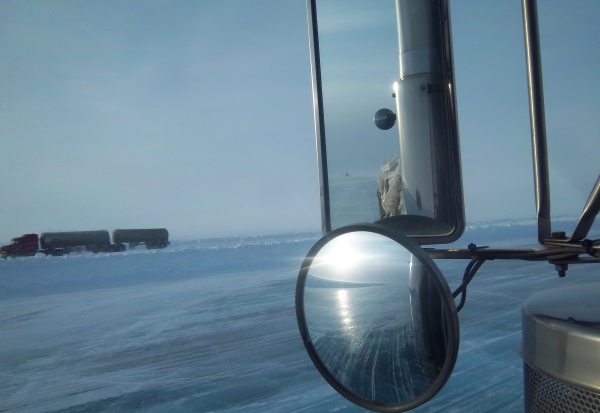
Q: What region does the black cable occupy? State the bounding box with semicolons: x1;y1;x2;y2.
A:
453;258;487;312
582;239;600;257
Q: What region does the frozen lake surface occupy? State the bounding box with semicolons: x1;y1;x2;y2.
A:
1;221;598;413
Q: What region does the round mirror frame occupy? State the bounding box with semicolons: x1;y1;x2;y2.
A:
295;223;459;412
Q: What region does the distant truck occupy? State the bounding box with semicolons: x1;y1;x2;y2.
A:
0;228;169;258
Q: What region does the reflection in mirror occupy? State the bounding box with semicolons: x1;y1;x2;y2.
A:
296;225;459;411
313;0;400;230
310;0;464;243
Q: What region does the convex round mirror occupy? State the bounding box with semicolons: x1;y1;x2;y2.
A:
296;223;459;412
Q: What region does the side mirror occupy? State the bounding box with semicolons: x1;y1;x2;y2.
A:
296;223;459;411
308;0;464;244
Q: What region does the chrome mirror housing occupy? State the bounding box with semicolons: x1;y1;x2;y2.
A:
307;0;464;244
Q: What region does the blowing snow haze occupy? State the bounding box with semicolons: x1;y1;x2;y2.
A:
0;1;319;242
1;1;599;241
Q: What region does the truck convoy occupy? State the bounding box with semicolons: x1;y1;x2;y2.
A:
0;228;169;258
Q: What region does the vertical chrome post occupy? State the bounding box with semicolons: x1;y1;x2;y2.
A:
522;0;551;244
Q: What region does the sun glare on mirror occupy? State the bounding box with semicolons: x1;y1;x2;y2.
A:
326;241;361;274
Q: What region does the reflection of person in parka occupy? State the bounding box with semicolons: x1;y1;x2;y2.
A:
377;154;404;219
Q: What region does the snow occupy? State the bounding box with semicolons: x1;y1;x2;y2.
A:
1;223;599;412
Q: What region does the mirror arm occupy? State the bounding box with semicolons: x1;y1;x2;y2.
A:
428;244;585;260
427;244;600;263
567;174;600;242
431;241;600;311
522;0;552;245
306;0;332;234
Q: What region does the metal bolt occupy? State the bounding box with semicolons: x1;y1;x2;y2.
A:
554;264;568;277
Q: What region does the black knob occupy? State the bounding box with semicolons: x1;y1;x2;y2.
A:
374;108;396;130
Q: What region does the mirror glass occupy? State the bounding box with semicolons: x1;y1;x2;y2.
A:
309;0;464;244
315;0;399;228
297;226;458;411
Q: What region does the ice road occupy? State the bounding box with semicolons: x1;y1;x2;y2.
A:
0;226;598;412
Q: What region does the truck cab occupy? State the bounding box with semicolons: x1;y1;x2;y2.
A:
0;233;39;258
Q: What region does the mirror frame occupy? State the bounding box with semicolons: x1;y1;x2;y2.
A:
296;223;460;412
306;0;465;244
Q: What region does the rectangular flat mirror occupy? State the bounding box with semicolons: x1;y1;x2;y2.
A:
308;0;465;244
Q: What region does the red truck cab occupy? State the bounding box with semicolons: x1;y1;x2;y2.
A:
0;233;40;258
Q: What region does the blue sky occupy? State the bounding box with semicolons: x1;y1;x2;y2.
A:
1;1;599;242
